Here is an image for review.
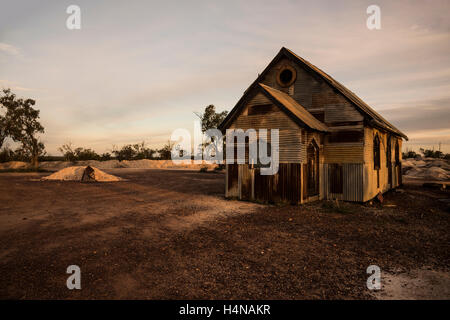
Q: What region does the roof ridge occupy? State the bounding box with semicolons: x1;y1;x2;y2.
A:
281;47;408;140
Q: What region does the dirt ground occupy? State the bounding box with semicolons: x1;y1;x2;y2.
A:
0;169;449;299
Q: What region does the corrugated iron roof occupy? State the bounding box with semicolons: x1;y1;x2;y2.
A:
219;47;408;140
282;47;408;140
259;83;329;132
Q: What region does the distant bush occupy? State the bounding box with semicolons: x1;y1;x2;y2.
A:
0;146;32;162
58;143;101;161
38;155;64;162
156;141;173;160
402;148;449;160
402;150;418;159
419;148;448;159
75;148;101;161
112;142;155;161
56;141;159;162
199;166;208;173
0;147;15;162
100;152;112;161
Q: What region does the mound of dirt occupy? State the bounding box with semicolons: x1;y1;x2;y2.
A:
405;166;449;181
0;161;29;170
403;158;450;181
42;166;122;182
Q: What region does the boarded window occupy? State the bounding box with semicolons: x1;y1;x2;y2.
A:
328;131;363;143
310;111;325;123
329;164;343;194
395;140;400;165
306;140;319;196
373;134;380;170
386;135;392;167
247;104;276;115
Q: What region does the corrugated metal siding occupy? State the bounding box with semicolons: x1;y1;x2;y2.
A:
260;57;364;125
323;163;364;202
323;143;364;163
228;93;305;163
252;163;302;204
363;127;403;200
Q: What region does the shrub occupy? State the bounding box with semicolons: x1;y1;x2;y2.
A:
420;148;444;159
0;147;14;162
100;152;112;161
402;150;418;159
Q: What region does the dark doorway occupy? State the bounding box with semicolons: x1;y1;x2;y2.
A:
395;140;402;185
306;140;319;196
387;136;392;186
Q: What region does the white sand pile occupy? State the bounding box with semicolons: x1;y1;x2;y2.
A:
0;161;29;170
37;159;218;171
403;158;450;181
405;167;449;181
42;166;122;182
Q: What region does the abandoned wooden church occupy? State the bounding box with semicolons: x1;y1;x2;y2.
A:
218;47;408;204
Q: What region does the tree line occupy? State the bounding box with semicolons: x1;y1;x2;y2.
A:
57;141;173;162
403;148;450;160
1;90;228;164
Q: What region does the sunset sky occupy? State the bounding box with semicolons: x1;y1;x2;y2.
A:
1;0;449;154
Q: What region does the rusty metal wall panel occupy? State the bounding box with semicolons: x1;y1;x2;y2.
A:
254;168;271;202
240;165;252;200
302;163;308;201
363;129;403;199
228;92;304;163
329;164;343;194
227;164;239;197
277;163;302;203
323;143;364;163
252;164;302;204
328;131;364;143
259;57;364;124
343;163;364;202
324;163;364;202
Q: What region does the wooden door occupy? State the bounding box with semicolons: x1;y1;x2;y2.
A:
387;136;392;186
306;141;319;196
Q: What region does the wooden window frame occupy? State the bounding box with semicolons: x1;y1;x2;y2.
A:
276;65;297;88
373;134;381;170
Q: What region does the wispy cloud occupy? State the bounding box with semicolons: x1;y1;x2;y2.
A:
0;43;21;56
382;97;450;132
0;79;35;92
1;0;449;154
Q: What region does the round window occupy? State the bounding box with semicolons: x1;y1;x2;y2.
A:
277;65;296;87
